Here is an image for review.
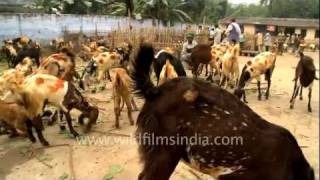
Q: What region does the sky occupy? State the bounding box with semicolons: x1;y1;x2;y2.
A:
228;0;260;5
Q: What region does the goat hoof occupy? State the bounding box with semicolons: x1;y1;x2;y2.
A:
60;125;66;131
299;97;303;100
72;132;80;137
9;133;19;138
308;108;312;112
289;105;294;109
258;97;262;101
41;141;49;146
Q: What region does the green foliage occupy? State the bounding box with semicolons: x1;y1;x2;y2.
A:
226;3;269;18
29;0;319;24
260;0;319;18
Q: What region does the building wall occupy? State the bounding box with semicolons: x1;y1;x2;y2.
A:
305;28;316;40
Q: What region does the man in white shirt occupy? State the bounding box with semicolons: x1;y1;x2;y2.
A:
226;18;241;43
213;24;222;45
181;32;198;69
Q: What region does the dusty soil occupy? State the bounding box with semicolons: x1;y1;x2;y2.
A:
0;52;319;180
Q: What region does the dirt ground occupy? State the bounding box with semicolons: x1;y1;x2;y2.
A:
0;51;319;180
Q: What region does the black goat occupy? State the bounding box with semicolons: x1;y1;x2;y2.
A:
132;44;314;180
290;52;318;112
14;42;41;67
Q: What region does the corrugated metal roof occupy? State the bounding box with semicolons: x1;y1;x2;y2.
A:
220;17;319;29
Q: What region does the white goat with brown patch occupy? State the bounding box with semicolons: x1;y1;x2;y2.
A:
3;73;98;145
235;47;277;103
93;51;122;81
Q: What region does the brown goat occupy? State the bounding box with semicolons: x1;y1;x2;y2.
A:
111;68;137;128
190;44;220;80
290;52;318;112
0;100;48;144
132;44;314;180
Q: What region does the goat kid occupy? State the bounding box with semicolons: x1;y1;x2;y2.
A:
290;52;318;112
111;68;138;128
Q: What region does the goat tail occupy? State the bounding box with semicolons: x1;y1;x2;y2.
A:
131;43;157;100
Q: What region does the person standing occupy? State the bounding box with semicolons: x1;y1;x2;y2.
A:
264;32;272;51
256;31;264;53
294;34;301;54
181;32;198;69
212;25;222;45
276;32;285;55
209;27;215;45
226;18;241;43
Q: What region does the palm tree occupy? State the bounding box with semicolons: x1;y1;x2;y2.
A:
133;0;192;26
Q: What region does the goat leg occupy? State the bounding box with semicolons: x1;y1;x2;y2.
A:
32;116;49;146
257;81;262;100
308;86;312;112
34;126;49;146
243;90;248;103
265;70;272;99
290;85;300;109
265;78;271;100
290;81;298;103
124;98;134;126
299;86;303;100
63;111;79;137
131;97;139;111
26;120;36;143
114;96;121;129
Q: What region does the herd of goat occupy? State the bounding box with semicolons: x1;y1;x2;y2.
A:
0;35;317;180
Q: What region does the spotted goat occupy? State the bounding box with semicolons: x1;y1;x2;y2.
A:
235;48;277;103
